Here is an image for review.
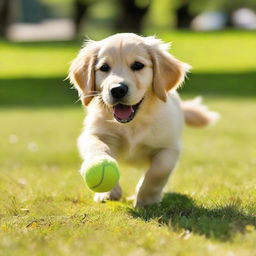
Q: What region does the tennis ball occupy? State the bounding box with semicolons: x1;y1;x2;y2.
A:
83;159;120;192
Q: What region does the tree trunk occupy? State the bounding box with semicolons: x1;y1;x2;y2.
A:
73;0;90;37
176;1;194;29
114;0;150;33
0;0;12;37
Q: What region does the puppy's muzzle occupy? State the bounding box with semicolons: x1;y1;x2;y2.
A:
110;83;128;100
109;82;143;124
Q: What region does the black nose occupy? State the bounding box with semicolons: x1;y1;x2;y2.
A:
111;83;128;99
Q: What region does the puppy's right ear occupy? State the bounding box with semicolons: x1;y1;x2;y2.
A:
68;41;99;106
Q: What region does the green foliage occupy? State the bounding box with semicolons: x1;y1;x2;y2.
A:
189;0;256;14
145;0;175;29
0;31;256;255
135;0;151;8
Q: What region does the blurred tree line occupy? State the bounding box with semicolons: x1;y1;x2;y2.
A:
71;0;256;35
1;0;256;38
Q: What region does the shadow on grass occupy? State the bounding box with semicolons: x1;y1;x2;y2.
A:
181;71;256;97
0;71;255;107
129;193;256;241
0;77;78;107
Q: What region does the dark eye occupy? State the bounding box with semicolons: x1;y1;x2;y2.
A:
100;63;110;72
131;61;145;71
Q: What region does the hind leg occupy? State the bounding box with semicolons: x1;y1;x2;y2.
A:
134;148;180;207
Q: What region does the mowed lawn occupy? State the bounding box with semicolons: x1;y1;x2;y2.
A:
0;31;256;256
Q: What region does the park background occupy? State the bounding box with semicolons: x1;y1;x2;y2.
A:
0;0;256;255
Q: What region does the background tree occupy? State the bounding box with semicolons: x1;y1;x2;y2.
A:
73;0;92;36
114;0;151;33
0;0;13;37
176;0;195;29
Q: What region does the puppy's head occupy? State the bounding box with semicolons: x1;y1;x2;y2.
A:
69;33;190;123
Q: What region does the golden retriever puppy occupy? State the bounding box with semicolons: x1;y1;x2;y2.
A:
69;33;218;207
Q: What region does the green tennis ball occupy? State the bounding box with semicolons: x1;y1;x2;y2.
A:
83;159;120;193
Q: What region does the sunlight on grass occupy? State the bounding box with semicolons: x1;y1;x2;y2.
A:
0;31;256;256
159;31;256;72
0;41;79;78
0;31;256;78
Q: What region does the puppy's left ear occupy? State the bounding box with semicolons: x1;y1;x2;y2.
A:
146;37;191;102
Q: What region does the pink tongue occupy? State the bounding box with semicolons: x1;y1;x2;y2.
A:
114;104;134;120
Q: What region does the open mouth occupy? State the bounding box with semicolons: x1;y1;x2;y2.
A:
113;99;144;123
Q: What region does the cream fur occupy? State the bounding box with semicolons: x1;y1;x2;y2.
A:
69;33;219;207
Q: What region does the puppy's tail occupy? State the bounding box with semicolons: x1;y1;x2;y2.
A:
181;96;219;127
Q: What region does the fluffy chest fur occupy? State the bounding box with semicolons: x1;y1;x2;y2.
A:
83;93;184;168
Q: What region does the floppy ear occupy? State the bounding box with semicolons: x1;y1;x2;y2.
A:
146;37;190;102
68;42;99;106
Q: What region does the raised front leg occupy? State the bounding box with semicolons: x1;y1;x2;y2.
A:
135;148;180;207
78;133;122;202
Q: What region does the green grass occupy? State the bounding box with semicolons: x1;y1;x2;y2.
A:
0;31;256;256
